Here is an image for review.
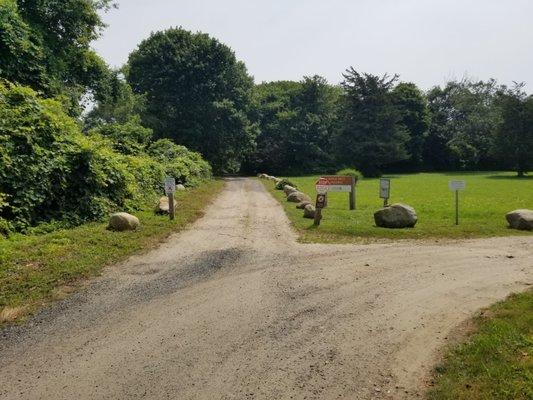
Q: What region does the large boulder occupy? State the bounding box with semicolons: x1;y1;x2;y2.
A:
287;191;312;203
374;203;417;229
155;196;177;215
296;201;312;209
283;185;298;196
506;209;533;231
303;204;316;219
108;212;140;231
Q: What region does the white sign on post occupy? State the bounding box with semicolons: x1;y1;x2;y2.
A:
379;179;391;199
164;177;176;194
448;180;466;191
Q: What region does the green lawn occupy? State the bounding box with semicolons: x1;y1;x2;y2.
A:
428;290;533;400
263;172;533;242
0;179;224;324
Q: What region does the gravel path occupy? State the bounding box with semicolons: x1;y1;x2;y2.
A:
1;178;531;399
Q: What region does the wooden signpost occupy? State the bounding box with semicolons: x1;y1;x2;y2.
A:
314;175;357;226
165;177;176;221
316;175;357;210
448;180;466;225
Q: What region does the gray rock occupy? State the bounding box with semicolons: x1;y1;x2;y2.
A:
374;203;417;229
108;212;140;231
287;191;312;203
303;204;316;219
155;196;177;215
296;201;312;209
506;209;533;231
176;184;186;191
283;185;298;196
258;173;268;179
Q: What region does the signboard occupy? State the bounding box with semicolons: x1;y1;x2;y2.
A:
315;178;330;195
317;175;354;192
379;179;391;200
316;193;327;209
449;180;466;191
164;177;176;194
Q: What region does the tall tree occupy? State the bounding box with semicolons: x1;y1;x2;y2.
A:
247;77;339;175
493;84;533;177
391;82;430;170
0;0;114;111
127;28;257;173
335;68;408;177
424;79;503;170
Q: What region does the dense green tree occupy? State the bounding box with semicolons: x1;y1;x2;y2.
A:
0;0;114;111
84;70;146;130
247;76;339;175
335;68;409;177
391;82;430;170
424;79;503;170
493;84;533;177
0;0;46;90
127;28;256;173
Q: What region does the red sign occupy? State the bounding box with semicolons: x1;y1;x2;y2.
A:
321;176;354;186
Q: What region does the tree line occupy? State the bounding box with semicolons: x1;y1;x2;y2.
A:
2;1;531;232
113;27;532;178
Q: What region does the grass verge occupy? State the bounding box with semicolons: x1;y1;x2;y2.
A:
0;179;224;325
262;172;533;242
428;290;533;400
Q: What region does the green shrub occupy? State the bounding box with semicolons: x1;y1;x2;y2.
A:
275;179;297;190
0;82;213;233
336;168;361;180
148;139;212;187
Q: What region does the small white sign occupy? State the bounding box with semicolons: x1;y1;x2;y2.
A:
165;177;176;194
449;180;466;191
379;179;391;199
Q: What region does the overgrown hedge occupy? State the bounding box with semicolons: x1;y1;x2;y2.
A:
0;82;211;234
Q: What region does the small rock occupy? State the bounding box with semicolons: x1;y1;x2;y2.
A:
287;191;311;203
108;212;140;231
176;184;186;191
296;201;311;209
155;196;178;215
505;209;533;231
303;204;316;219
374;203;417;228
283;185;298;196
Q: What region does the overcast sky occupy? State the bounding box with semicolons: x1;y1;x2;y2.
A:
93;0;533;91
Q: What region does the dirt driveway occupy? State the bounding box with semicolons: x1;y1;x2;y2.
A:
1;178;531;399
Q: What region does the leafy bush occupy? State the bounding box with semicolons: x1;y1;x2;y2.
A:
0;82;212;233
275;179;297;190
148;139;212;187
336;168;361;180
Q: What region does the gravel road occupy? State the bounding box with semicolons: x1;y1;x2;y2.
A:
1;178;531;400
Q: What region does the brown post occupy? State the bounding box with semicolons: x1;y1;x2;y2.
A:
314;207;322;226
169;192;175;221
349;176;356;210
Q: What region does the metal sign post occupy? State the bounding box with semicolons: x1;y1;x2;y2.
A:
165;177;176;221
448;180;466;225
379;179;391;207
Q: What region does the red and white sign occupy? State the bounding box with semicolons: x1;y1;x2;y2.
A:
315;176;354;193
315;178;331;194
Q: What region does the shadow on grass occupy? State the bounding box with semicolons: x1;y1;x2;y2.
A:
486;175;533;180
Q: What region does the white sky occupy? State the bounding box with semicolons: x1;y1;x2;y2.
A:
93;0;533;91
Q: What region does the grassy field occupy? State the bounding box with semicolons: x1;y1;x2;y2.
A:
428;290;533;400
0;179;224;325
263;172;533;242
